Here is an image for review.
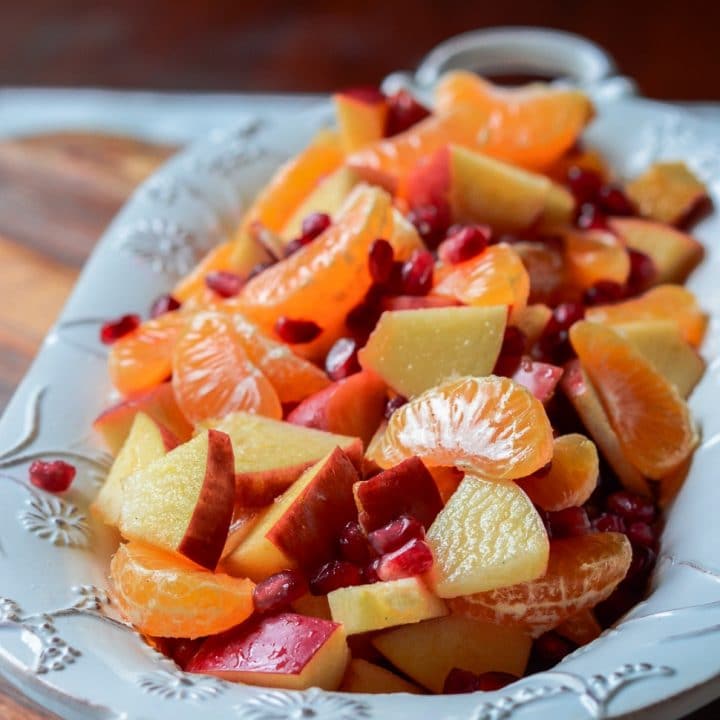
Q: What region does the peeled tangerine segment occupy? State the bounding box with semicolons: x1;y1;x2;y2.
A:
375;375;553;481
327;576;447;635
570;321;697;479
372;614;531;693
517;434;599;512
584;284;707;348
358;305;507;397
448;533;632;637
110;542;254;639
426;475;549;599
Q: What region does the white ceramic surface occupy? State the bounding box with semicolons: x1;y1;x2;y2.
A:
2;31;720;720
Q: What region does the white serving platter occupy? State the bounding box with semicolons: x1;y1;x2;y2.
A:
1;27;720;720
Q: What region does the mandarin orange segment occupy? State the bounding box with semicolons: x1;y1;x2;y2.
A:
435;71;594;169
570;321;696;479
172;312;281;424
564;230;630;289
585;284;708;347
434;243;530;311
238;128;344;236
108;311;188;396
448;533;631;637
110;541;255;638
231;185;391;337
373;375;553;481
517;434;599;512
230;314;330;403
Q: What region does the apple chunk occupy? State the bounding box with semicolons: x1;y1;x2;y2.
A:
224;447;360;580
613;321;704;398
92;411;177;527
372;615;530;693
354;456;443;532
200;412;362;505
340;659;421;694
358;306;507;397
328;576;447;635
186;613;349;691
334;89;389;153
426;475;549;598
120;429;235;570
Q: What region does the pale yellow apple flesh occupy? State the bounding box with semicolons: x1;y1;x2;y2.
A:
340;658;421;694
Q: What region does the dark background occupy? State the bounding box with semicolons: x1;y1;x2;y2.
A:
1;0;719;100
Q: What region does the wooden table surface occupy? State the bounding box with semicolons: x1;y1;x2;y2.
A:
1;1;719;717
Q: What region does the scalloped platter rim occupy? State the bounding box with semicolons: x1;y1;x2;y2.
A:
1;97;720;720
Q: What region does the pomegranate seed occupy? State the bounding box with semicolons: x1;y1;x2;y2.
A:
28;460;76;492
310;560;363;595
341;86;385;104
385;89;431;136
364;558;381;584
247;261;275;280
438;225;490;265
345;291;383;339
376;538;433;581
583;280;625;306
493;326;527;376
535;302;585;365
283;238;305;257
368;515;425;554
533;631;576;667
547;507;591;538
550;302;586;331
576;202;608;230
400;249;434;295
606;491;656;523
149;294;181;318
170;638;203;669
597;185;635;216
626;544;657;583
253;570;308;614
443;668;516;693
325;337;360;380
338;521;376;566
627;249;657;294
626;521;657;548
100;314;140;344
592;512;626;533
407;204;450;249
595;584;642;627
384;395;407;419
566;166;603;205
301;212;332;241
275;317;322;344
205;271;244;298
368;239;395;283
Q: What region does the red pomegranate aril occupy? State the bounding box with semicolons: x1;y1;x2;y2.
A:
376;538;433;581
338;521;376;566
533;631;576;667
253;569;308;614
149;294;181;318
247;261;275;280
583;280;626;306
205;271;244;298
385;89;431;137
576;202;608;231
407;204;450;249
364;558;381;584
626;521;657;549
100;314;141;344
300;212;332;241
627;249;657;294
28;460;76;493
592;512;626;534
550;302;586;332
566;166;603;204
325;337;360;380
345;294;383;339
368;239;395;283
368;514;425;554
438;225;490;265
400;249;435;296
384;394;408;419
626;544;657;584
283;238;305;257
547;507;591;538
493;326;527;376
310;560;363;595
274;316;322;344
443;668;481;694
606;491;656;523
597;185;636;216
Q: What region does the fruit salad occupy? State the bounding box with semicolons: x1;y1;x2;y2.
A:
73;71;712;695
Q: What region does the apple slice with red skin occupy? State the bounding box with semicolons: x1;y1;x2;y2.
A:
186;612;349;691
511;357;564;402
287;370;387;447
120;429;235;570
334;88;389;153
354;456;444;532
93;381;192;455
381;294;461;312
